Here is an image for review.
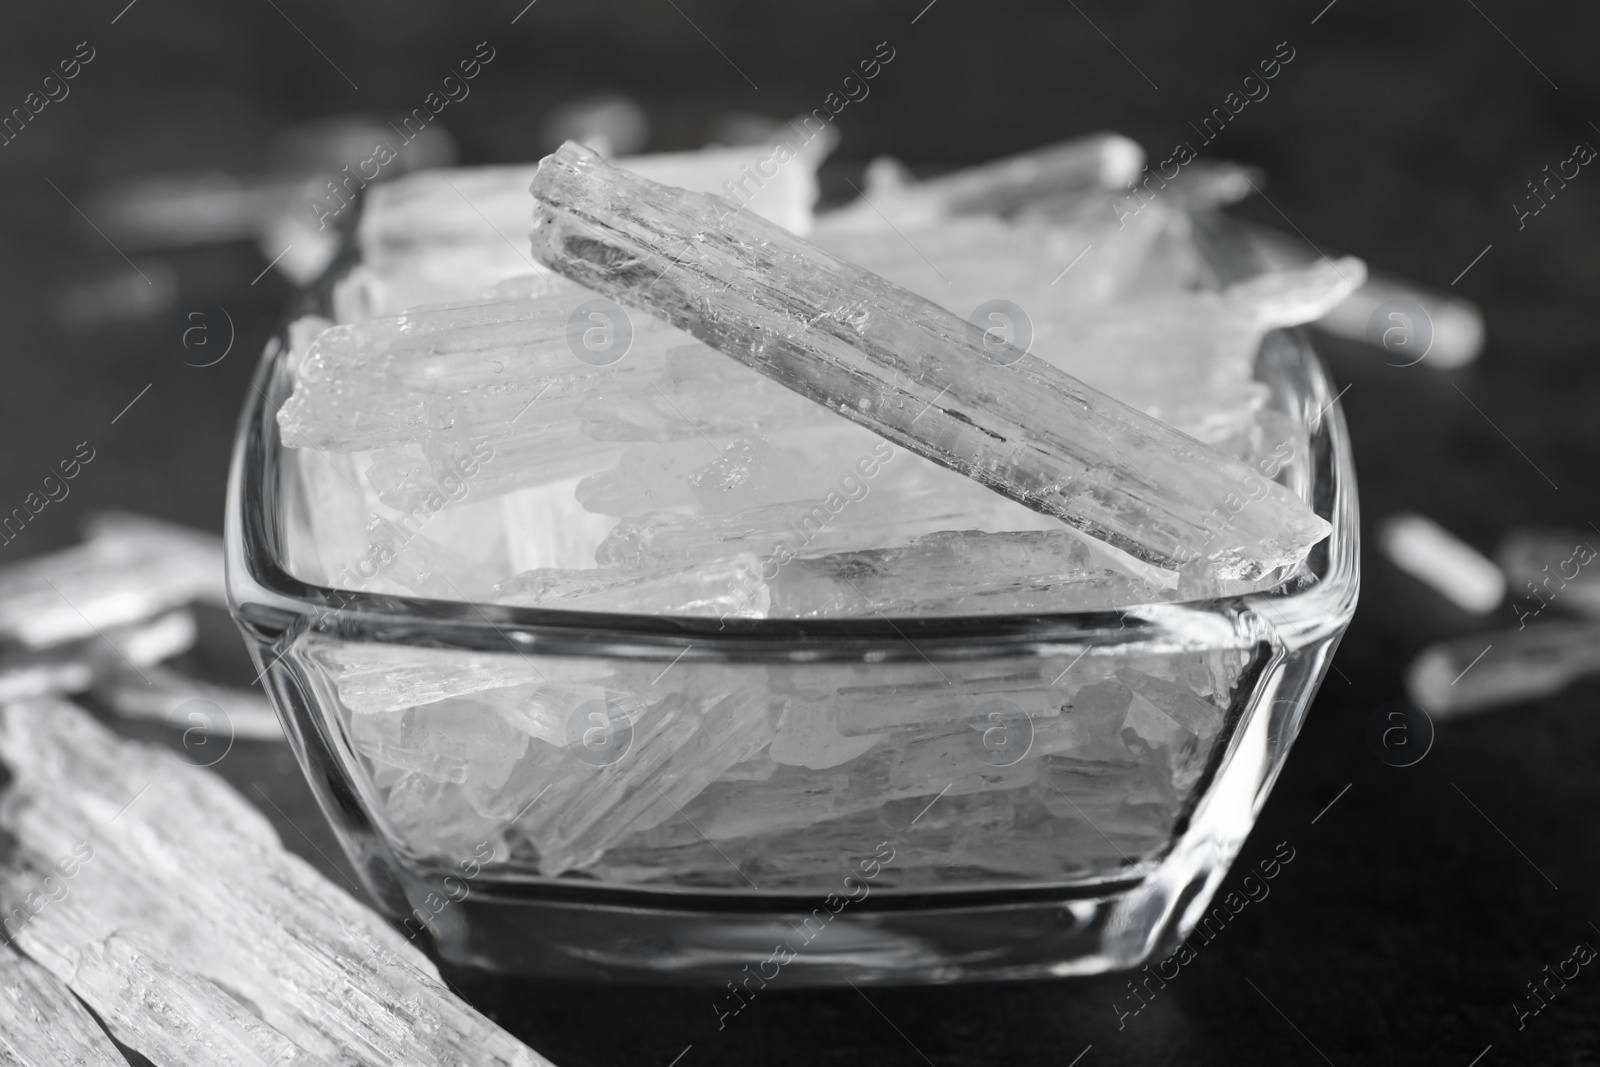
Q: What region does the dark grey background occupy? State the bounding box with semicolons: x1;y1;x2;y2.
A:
2;1;1598;1064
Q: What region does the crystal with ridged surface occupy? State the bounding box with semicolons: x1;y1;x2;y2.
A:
528;142;1333;581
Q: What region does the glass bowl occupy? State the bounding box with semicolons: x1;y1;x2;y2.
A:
225;210;1358;985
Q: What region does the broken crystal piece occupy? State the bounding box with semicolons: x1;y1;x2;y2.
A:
350;698;529;785
0;944;128;1066
768;530;1148;617
0;698;554;1066
0;516;221;648
592;469;1063;574
1116;668;1224;740
1245;221;1485;369
822;134;1143;231
1379;512;1505;614
386;772;516;859
278;278;682;452
483;687;775;875
341;139;832;320
529;142;1333;580
1496;527;1600;619
769;699;885;769
96;662;284;740
82;509;228;603
7;924;331;1067
1405;622;1600;718
314;640;610;716
494;554;768;617
575;342;825;443
0;610;195;704
1025;259;1359;445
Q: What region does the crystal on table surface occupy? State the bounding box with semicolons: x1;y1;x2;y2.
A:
95;661;284;740
1496;526;1600;619
528;142;1333;582
0;609;195;704
0;697;554;1066
1379;511;1506;614
0;944;129;1066
1405;620;1600;718
0;513;222;648
6;923;333;1067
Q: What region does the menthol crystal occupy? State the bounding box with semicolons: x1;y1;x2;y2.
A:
528;142;1334;582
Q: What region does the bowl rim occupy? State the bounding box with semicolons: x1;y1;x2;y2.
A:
225;209;1359;663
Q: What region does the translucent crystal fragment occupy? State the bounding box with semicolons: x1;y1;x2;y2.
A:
313;640;609;715
769;700;884;769
1379;511;1505;614
591;458;1067;575
494;554;767;617
350;699;529;785
0;610;195;704
1496;527;1600;619
768;530;1149;617
0;698;554;1067
1406;621;1600;717
528;142;1332;581
341;138;832;320
96;661;284;740
822;133;1143;231
6;924;330;1067
0;945;127;1067
502;475;619;573
0;513;222;648
471;688;775;875
278;276;678;452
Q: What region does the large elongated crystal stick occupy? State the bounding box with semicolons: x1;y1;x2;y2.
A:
0;698;555;1067
1406;621;1600;717
528;143;1332;580
0;945;128;1066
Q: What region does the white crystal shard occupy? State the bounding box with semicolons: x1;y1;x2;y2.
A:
494;554;767;617
6;924;331;1067
590;460;1066;575
0;944;127;1066
1379;511;1505;614
315;641;605;715
821;133;1143;231
769;700;884;769
413;683;776;875
95;661;284;740
341;138;832;320
1406;621;1600;718
350;698;528;785
528;142;1333;581
0;698;554;1066
503;475;618;572
0;513;222;648
767;530;1144;617
0;610;195;704
1496;527;1600;619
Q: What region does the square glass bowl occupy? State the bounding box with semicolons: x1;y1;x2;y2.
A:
225;213;1357;984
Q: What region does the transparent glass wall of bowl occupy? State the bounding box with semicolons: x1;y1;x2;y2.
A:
225;211;1358;982
288;631;1262;895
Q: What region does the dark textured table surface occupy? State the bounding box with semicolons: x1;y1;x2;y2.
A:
3;2;1598;1064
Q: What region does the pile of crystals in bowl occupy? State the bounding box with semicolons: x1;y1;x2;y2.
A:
273;131;1358;888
